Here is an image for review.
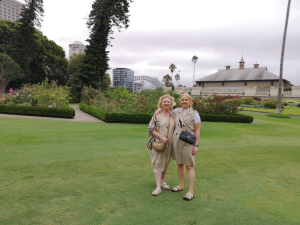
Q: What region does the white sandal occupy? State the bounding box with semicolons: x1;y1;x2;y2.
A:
171;185;184;192
152;188;162;196
161;182;170;190
183;192;194;201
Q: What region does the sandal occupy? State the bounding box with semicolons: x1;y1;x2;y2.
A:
161;182;170;190
183;192;194;201
152;188;162;196
171;185;184;192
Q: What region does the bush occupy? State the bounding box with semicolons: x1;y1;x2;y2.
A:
193;98;242;115
266;113;291;119
297;104;300;108
0;105;75;118
263;99;284;109
213;96;239;102
243;97;257;105
223;98;244;106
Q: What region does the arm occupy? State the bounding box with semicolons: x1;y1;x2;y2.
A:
148;113;169;143
192;122;201;156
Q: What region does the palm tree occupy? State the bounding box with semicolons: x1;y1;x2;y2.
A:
169;63;176;86
163;74;172;87
192;55;198;87
276;0;292;114
175;73;180;86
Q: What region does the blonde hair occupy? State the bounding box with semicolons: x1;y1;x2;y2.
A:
180;94;193;108
157;94;176;110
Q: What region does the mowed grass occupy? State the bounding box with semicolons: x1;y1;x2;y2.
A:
242;106;300;116
0;115;300;225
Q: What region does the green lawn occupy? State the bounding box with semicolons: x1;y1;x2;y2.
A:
242;106;300;116
0;115;300;225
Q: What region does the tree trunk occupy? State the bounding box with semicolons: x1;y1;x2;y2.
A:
276;0;291;114
193;63;195;87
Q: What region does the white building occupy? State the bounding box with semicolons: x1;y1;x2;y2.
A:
69;41;86;57
0;0;23;21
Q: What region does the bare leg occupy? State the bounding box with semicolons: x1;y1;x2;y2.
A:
178;164;185;189
161;172;167;183
153;172;162;192
186;166;195;195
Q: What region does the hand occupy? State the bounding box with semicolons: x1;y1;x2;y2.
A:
155;108;162;115
192;145;198;156
160;136;169;144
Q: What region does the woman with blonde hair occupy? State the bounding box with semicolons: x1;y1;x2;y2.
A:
147;94;176;196
171;93;201;201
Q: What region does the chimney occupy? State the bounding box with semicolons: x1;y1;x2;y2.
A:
225;65;231;70
254;61;259;68
239;56;245;69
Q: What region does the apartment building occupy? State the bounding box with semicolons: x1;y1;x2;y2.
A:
0;0;23;21
113;68;134;92
69;41;86;57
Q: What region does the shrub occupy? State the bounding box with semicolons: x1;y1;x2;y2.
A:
193;98;242;115
213;96;239;102
266;113;291;119
263;99;284;109
243;97;257;105
223;98;245;106
0;105;75;118
297;104;300;108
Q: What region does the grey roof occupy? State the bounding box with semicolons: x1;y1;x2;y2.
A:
196;67;280;82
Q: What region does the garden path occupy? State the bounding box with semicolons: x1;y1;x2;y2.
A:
0;106;104;122
242;110;300;118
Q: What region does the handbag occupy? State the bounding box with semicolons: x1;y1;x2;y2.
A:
152;114;171;151
178;116;196;145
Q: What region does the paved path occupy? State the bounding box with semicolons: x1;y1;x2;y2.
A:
242;110;300;118
0;106;103;122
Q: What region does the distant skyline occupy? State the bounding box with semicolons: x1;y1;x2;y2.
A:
25;0;300;86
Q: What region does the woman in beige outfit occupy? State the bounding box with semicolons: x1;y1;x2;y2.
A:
171;94;201;201
148;94;175;196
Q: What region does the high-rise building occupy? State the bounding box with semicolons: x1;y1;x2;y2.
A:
113;68;134;91
69;41;86;57
0;0;23;21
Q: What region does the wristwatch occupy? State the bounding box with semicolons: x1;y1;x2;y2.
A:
194;144;199;147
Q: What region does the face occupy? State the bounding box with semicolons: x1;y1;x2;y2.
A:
180;96;191;109
161;97;172;110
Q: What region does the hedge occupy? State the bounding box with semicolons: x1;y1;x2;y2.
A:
80;103;254;123
79;103;152;123
200;113;253;123
0;105;75;118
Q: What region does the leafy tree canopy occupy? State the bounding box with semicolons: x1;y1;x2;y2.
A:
0;53;23;94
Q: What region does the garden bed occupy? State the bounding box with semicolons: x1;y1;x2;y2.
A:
80;103;253;123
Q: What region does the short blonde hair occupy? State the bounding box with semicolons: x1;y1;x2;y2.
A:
157;94;176;110
180;94;193;108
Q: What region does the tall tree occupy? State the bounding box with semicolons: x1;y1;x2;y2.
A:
276;0;292;114
192;55;198;87
163;74;172;87
175;73;180;86
0;53;23;94
7;0;44;80
169;63;176;86
1;20;68;90
78;0;132;89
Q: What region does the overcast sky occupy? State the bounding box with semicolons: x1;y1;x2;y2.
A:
36;0;300;86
